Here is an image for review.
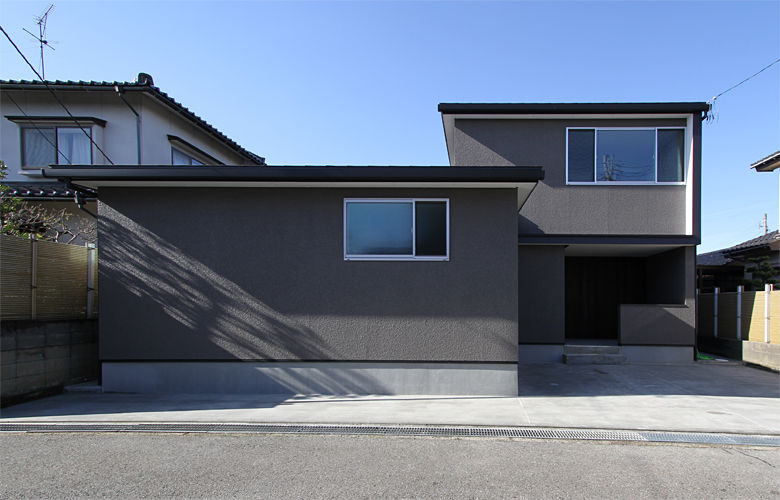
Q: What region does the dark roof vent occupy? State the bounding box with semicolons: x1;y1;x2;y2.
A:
137;72;154;86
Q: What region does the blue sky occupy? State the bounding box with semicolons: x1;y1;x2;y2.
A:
1;0;778;252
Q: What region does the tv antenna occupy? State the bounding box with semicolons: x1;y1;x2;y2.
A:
23;4;56;79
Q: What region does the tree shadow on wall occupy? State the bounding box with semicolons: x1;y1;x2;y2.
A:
98;210;383;398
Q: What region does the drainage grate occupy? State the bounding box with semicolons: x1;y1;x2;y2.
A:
1;422;777;446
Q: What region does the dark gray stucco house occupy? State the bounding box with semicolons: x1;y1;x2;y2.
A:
45;101;708;396
439;102;708;365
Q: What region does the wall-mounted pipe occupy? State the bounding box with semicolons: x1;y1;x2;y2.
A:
115;85;142;164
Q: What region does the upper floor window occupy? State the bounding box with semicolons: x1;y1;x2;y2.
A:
344;199;449;261
21;126;92;167
168;135;221;166
567;128;685;184
172;148;203;166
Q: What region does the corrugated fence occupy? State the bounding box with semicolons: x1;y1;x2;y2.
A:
1;235;97;320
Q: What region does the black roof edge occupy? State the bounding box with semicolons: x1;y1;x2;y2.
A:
41;165;545;183
438;102;711;115
518;234;700;245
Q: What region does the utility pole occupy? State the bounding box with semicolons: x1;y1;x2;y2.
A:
761;213;768;236
23;4;55;79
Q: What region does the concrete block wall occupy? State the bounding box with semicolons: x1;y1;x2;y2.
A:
1;320;98;406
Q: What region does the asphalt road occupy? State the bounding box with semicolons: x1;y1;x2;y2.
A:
1;432;778;499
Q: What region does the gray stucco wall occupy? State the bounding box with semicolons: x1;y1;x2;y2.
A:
691;117;702;240
517;245;565;344
98;187;518;363
452;118;689;236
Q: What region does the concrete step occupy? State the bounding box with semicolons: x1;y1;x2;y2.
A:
563;353;627;365
563;345;620;355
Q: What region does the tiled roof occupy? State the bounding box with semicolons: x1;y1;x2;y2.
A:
698;230;779;266
725;230;779;253
0;79;265;165
1;181;94;200
697;250;732;267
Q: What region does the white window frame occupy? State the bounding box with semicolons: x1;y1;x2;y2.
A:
343;198;450;261
566;127;687;185
20;125;94;167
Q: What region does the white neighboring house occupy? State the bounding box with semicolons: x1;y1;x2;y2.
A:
0;73;265;242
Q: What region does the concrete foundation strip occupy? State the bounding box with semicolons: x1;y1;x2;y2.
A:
1;423;778;446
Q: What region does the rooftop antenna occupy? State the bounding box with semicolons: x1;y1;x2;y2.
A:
22;4;56;79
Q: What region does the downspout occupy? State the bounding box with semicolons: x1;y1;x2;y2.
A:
69;182;98;219
115;85;142;164
38;169;99;218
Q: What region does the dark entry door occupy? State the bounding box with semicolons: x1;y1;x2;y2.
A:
565;257;646;340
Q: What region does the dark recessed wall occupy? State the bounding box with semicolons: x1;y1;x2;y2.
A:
98;187;519;363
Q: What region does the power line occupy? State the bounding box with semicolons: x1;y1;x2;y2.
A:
0;23;114;165
709;57;780;104
5;92;73;165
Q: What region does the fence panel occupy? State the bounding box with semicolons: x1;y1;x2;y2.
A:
717;293;738;339
743;291;765;343
0;236;32;319
0;235;96;321
698;293;714;337
35;239;89;320
771;293;780;344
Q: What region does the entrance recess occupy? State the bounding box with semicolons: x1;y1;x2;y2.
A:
564;257;646;340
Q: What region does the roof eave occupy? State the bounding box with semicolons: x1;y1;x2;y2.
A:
42;165;544;209
42;165;544;183
750;151;780;172
437;102;711;115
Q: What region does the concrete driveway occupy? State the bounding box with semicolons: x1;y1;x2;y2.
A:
1;362;778;435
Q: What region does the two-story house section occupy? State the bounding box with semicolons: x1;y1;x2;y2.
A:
439;102;709;364
0;73;264;243
0;73;265;179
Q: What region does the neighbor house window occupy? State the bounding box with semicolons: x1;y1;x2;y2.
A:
21;126;92;167
344;199;449;261
567;128;685;184
172;148;204;166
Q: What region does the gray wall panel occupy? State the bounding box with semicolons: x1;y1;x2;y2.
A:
453;118;688;235
620;305;695;346
517;245;565;344
98;187;518;363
